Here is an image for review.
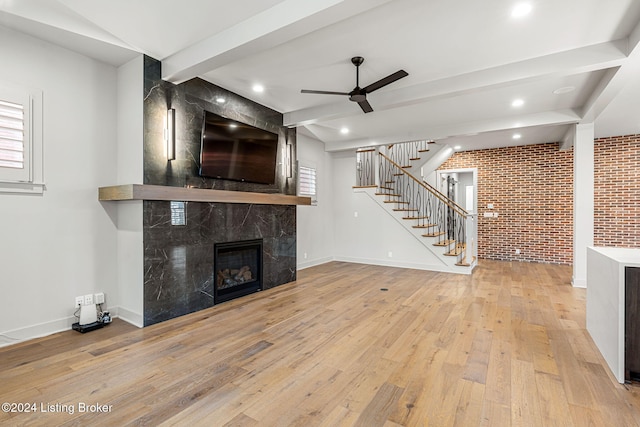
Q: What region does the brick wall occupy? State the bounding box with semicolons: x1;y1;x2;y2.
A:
439;143;574;264
594;134;640;248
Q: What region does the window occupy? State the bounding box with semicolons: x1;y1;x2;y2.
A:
0;82;43;194
298;165;317;205
0;100;25;170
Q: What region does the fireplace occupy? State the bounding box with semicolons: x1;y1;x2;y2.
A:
214;239;263;304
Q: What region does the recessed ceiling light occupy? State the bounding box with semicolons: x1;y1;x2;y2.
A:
553;86;576;95
513;133;522;140
229;123;238;128
511;3;532;18
340;127;349;134
252;84;264;93
216;97;226;103
512;99;524;107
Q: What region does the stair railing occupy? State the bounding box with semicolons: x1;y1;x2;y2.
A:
386;140;432;170
378;152;473;265
355;148;377;187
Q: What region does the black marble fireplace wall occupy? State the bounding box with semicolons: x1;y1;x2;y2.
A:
142;56;297;326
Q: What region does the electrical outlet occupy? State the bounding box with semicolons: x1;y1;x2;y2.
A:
303;252;308;260
84;294;94;305
94;292;105;305
388;251;393;258
75;296;84;307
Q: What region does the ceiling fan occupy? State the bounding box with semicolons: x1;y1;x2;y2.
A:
301;56;408;113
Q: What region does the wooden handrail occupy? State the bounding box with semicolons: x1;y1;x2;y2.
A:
378;152;469;217
421;178;468;216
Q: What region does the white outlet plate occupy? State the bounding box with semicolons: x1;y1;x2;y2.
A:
84;294;93;305
388;251;393;258
75;296;84;307
94;292;105;304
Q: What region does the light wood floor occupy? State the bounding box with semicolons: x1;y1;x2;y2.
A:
2;260;640;426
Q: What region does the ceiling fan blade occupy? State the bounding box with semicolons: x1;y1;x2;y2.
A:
363;70;408;93
301;89;350;96
358;99;374;113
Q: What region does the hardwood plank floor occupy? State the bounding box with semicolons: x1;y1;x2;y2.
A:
2;260;640;426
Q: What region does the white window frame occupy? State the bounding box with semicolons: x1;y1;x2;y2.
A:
0;82;44;194
298;163;317;206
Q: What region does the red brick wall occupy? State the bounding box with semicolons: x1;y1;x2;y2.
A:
439;143;574;264
594;134;640;248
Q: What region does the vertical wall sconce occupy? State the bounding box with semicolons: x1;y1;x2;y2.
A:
166;108;176;161
285;143;293;178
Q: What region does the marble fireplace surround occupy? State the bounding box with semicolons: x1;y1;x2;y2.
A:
104;56;310;327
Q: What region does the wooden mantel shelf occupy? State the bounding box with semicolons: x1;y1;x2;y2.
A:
98;184;312;206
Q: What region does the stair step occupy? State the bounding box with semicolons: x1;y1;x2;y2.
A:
393;173;404;176
401;165;412;169
409;157;420;161
403;216;429;220
379;186;394;191
444;246;465;256
376;193;401;197
412;224;438;229
422;231;445;237
385;201;409;204
433;239;455;247
384;181;396;184
418;149;429;153
393;208;418;212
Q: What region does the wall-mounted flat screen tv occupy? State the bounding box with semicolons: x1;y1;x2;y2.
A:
199;111;279;185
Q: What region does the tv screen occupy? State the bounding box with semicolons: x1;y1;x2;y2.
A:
199;111;279;185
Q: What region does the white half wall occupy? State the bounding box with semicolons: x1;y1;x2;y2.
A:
0;27;119;345
296;133;335;269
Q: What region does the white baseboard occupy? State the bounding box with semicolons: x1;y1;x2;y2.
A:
0;306;144;348
572;277;587;288
297;256;335;270
113;306;143;328
0;315;75;348
333;256;472;275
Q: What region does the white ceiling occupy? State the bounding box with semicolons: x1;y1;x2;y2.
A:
2;0;640;152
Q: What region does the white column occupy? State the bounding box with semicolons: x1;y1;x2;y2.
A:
573;123;595;288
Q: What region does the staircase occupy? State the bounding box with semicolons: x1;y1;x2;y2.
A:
354;142;477;274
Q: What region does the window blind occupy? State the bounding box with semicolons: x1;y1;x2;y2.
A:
0;99;24;170
299;166;317;198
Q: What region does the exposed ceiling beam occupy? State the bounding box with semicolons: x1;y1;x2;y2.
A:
0;0;133;49
161;0;394;84
320;109;581;152
284;40;627;127
580;18;640;124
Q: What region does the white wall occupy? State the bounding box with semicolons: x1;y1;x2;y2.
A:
115;56;144;326
296;133;335;268
0;27;119;344
331;151;455;270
